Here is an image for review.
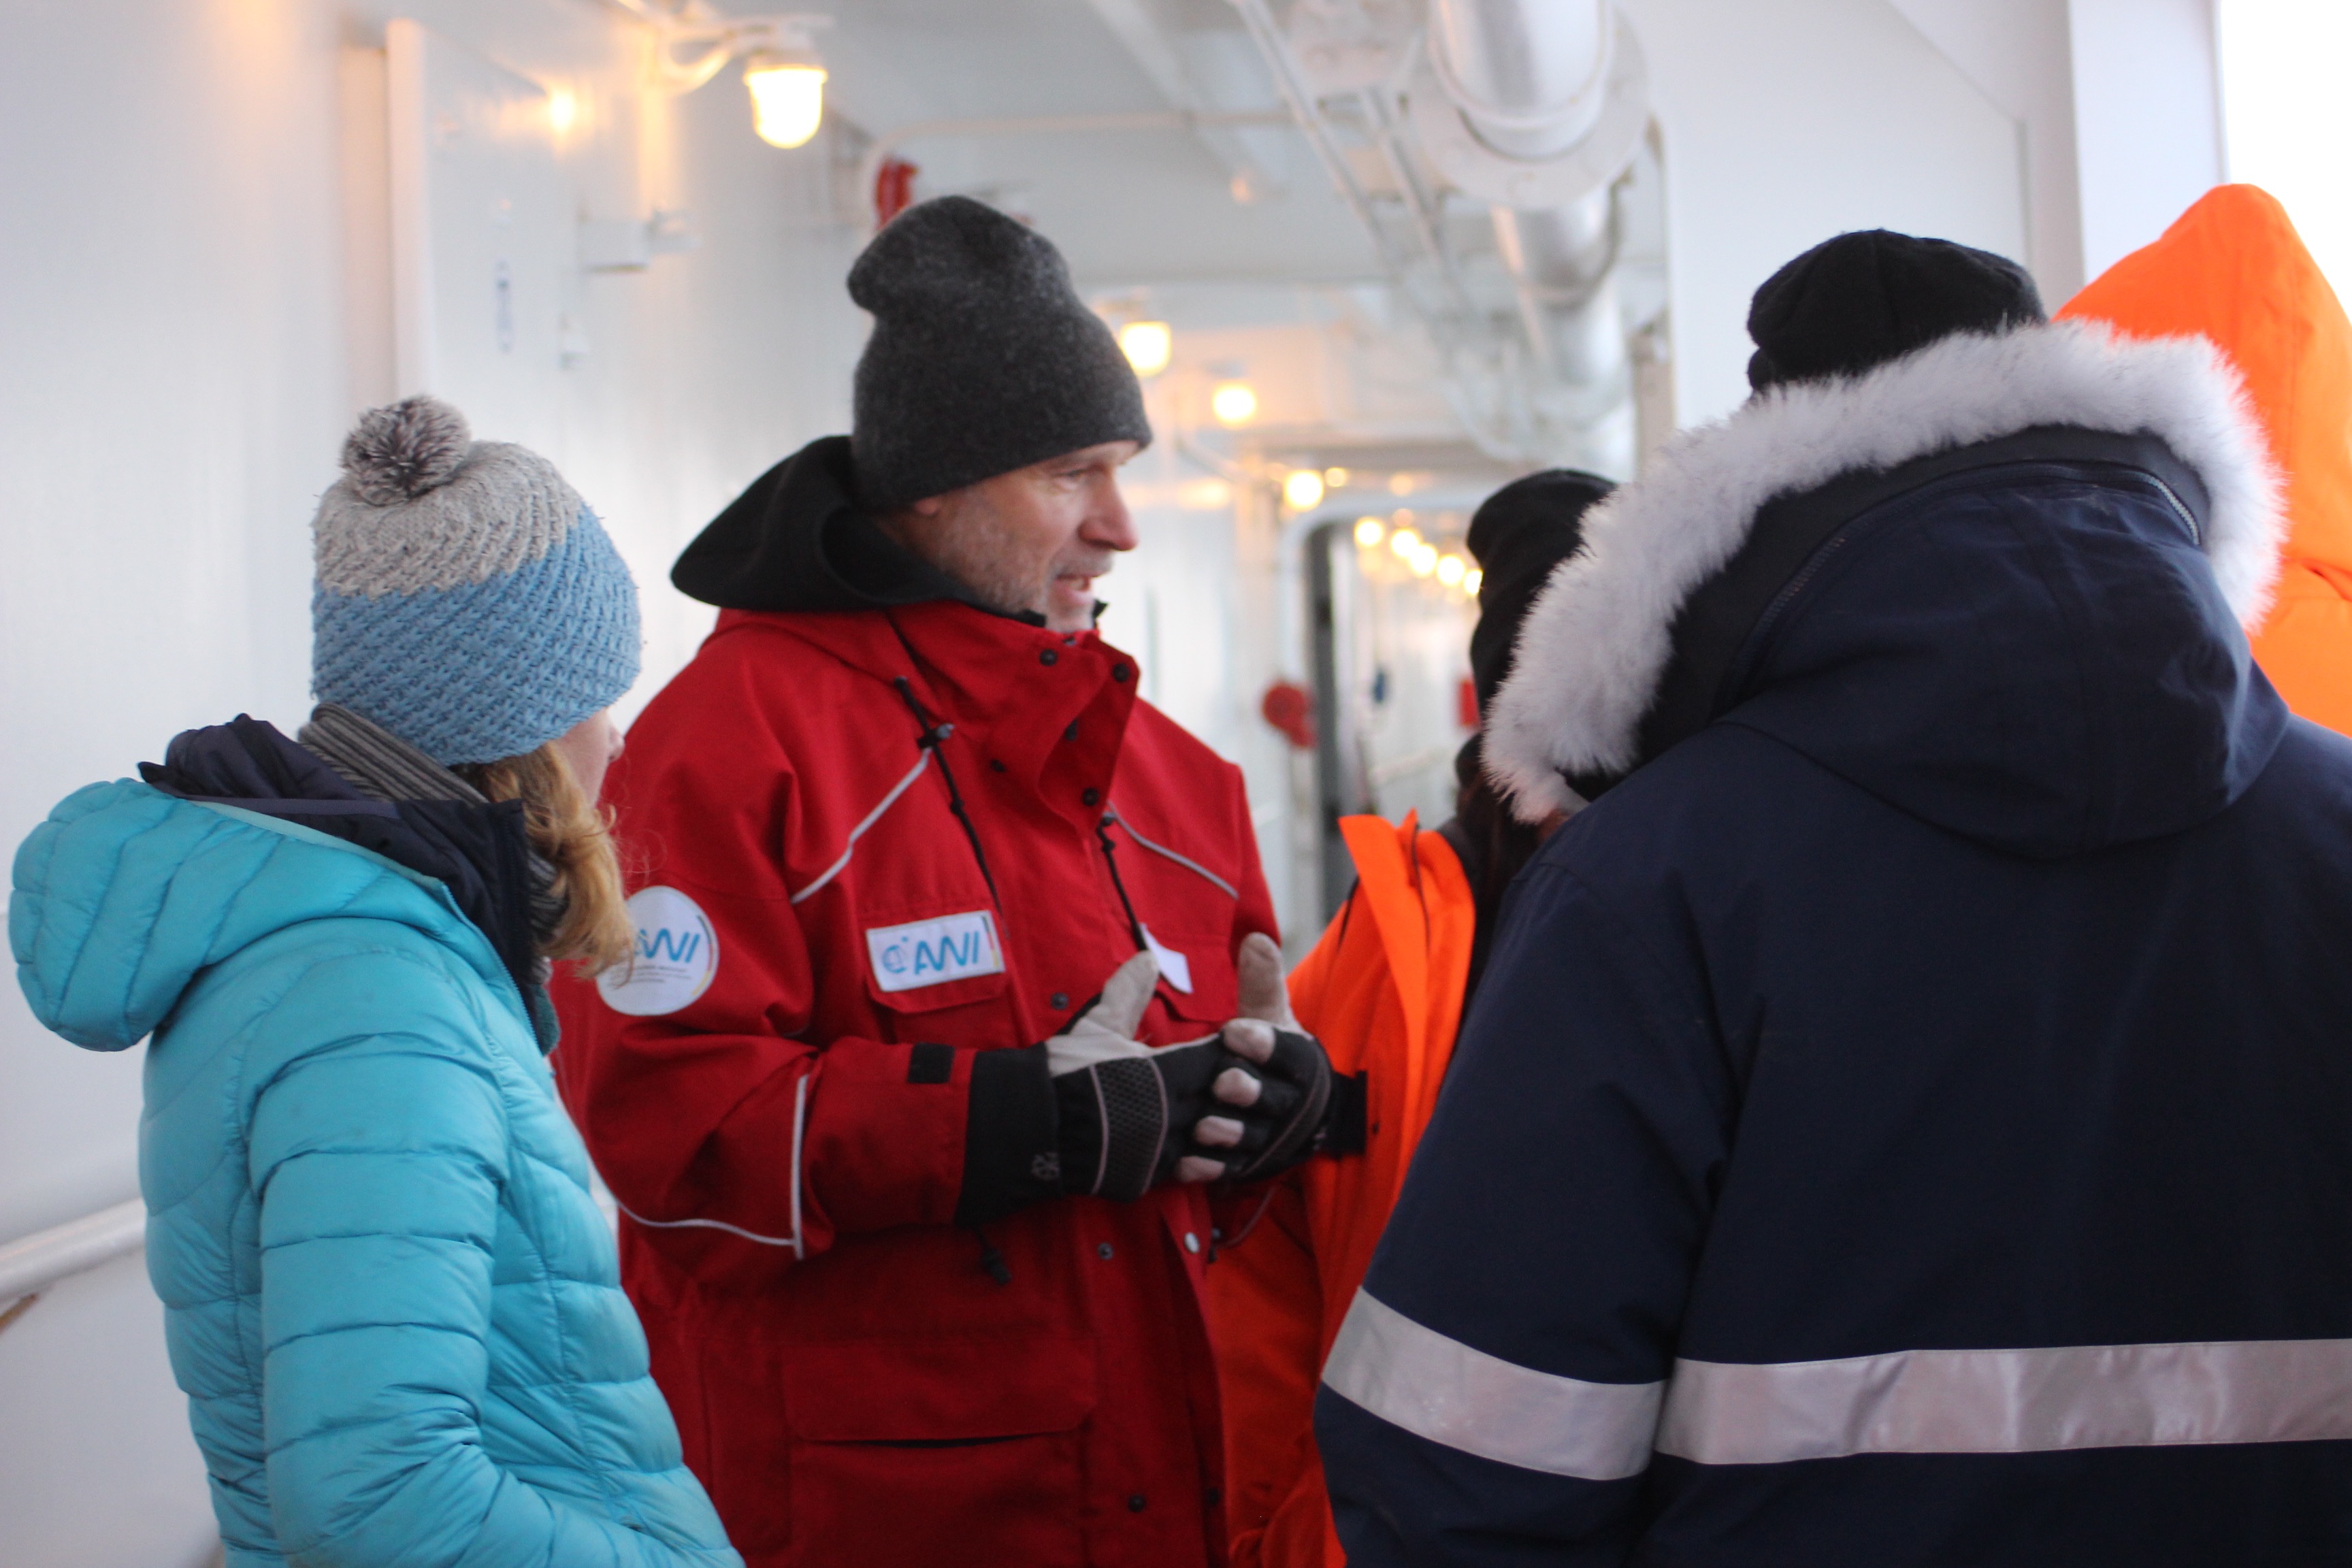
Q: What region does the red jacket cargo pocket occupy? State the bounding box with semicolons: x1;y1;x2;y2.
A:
782;1334;1098;1567
858;902;1015;1043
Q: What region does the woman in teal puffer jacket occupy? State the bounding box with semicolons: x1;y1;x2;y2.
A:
10;397;739;1568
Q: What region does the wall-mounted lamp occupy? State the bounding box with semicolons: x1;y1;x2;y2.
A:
746;50;828;148
638;6;833;150
1119;321;1173;378
1211;380;1258;426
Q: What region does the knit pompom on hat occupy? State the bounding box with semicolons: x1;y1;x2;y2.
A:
310;395;640;766
849;195;1152;508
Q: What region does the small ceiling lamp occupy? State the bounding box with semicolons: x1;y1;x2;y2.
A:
1436;553;1466;587
1284;470;1326;510
1211;380;1258;426
1325;466;1350;486
1409;543;1439;578
747;54;828;148
1120;321;1173;378
1463;566;1484;595
1354;516;1386;547
646;12;832;150
1389;527;1422;559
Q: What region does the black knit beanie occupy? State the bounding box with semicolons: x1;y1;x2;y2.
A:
1466;468;1615;714
848;196;1153;509
1746;229;2044;392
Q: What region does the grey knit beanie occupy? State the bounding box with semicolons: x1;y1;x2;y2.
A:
310;396;641;766
849;196;1153;508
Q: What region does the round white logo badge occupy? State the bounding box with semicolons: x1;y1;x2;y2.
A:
597;885;719;1017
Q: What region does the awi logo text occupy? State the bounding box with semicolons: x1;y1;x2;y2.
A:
597;886;721;1017
867;909;1005;992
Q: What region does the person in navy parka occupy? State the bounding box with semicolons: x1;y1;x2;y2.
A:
1315;231;2352;1563
11;397;738;1567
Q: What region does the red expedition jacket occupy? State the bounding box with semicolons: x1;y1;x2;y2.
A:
555;591;1277;1568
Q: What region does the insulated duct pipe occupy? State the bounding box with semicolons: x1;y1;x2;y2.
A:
1428;0;1629;402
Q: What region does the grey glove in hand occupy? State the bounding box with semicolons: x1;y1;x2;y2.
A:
1048;951;1273;1201
1189;932;1336;1186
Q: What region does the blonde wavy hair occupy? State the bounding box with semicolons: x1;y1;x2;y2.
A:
455;743;634;974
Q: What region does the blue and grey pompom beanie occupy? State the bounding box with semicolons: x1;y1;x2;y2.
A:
310;397;640;765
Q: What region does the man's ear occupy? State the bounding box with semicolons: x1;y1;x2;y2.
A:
909;492;947;518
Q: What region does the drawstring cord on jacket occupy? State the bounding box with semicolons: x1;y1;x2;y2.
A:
1094;815;1152;956
968;1223;1013;1286
890;676;1001;909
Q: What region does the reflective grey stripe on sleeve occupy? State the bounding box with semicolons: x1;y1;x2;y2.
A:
613;1077;811;1260
1658;1337;2352;1466
1320;1289;1665;1480
790;751;934;905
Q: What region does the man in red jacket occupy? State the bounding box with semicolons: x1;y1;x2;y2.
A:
555;195;1339;1568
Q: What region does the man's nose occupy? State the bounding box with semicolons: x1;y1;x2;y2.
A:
1088;480;1141;553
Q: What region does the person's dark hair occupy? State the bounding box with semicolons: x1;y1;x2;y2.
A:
1450;468;1615;998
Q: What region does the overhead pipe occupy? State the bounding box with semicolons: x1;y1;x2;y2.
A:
1428;0;1612;161
1426;0;1632;431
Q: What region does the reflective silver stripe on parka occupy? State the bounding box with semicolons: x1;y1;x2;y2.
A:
1320;1289;1664;1480
615;1076;811;1260
789;751;934;905
1656;1337;2352;1465
1107;806;1239;899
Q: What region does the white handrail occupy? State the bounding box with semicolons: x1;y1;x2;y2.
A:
0;1198;147;1302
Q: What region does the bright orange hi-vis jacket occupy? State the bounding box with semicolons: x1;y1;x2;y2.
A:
1207;813;1475;1568
2059;183;2352;734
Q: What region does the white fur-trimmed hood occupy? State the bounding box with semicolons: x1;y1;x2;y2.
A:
1484;321;2285;822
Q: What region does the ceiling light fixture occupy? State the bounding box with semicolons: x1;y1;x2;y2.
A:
1354;517;1386;547
1463;567;1484;595
1436;553;1465;587
1119;321;1173;378
746;51;828;148
1211;381;1258;426
636;7;832;150
1389;527;1422;559
1284;470;1326;510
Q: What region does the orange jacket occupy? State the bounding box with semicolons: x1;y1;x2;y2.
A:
2059;183;2352;734
1207;813;1476;1568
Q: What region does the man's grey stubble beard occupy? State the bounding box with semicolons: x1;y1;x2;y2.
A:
932;527;1113;619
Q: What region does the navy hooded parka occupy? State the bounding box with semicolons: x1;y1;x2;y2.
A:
1316;322;2352;1565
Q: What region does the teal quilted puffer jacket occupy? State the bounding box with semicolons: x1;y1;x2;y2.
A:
11;780;740;1568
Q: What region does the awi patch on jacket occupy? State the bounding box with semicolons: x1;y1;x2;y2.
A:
599;885;721;1016
866;909;1004;992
